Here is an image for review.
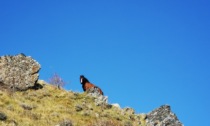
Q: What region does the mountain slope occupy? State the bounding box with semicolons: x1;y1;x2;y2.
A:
0;54;183;126
0;82;146;126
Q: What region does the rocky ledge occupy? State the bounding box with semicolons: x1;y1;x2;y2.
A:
146;105;183;126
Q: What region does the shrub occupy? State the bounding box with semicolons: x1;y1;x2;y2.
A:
49;73;65;89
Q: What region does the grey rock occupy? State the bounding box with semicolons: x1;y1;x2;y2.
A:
20;103;33;110
57;119;73;126
111;103;121;109
0;112;7;121
0;54;41;91
122;107;135;115
75;105;83;112
86;87;108;106
36;80;48;86
86;86;102;95
95;95;108;106
146;105;183;126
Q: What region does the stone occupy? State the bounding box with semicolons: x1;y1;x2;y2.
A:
36;80;48;86
146;105;183;126
20;103;33;110
95;95;108;106
86;87;108;106
75;105;83;112
57;119;73;126
122;107;135;115
86;86;102;95
0;54;41;91
0;112;7;121
111;103;121;109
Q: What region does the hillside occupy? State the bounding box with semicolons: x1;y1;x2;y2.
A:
0;81;146;126
0;54;183;126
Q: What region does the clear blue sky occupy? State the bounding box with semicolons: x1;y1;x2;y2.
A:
1;1;210;125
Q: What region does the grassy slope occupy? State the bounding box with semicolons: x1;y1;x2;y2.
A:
0;83;146;126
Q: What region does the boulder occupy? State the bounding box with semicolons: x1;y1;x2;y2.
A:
86;86;102;95
0;54;41;91
0;112;7;121
86;87;108;106
146;105;183;126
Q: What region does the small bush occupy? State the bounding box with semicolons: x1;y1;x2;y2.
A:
49;73;65;89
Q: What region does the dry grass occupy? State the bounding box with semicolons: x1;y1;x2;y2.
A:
0;83;146;126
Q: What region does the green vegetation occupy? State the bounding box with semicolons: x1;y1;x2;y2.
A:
0;82;145;126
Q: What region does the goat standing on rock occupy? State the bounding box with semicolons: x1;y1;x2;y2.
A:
80;75;104;95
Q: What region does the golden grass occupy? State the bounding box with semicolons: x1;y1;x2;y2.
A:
0;84;146;126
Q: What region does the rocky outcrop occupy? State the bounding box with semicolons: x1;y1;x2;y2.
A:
86;87;108;106
0;53;184;126
0;82;184;125
86;86;102;95
146;105;183;126
73;86;183;125
0;54;41;91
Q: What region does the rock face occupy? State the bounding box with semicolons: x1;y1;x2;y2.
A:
146;105;183;126
86;86;103;95
0;54;41;91
86;87;108;106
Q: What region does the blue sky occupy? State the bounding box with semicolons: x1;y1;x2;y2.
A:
1;1;210;125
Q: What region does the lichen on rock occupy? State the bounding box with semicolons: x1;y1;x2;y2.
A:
86;87;108;106
0;53;41;91
146;105;183;126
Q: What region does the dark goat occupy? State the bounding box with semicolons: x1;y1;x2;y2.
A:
80;75;104;95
